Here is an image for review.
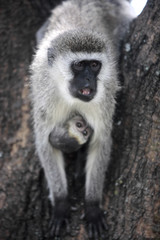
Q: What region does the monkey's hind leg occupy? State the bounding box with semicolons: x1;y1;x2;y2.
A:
34;124;70;238
84;137;111;239
41;147;70;238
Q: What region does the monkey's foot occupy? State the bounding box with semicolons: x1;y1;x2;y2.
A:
85;202;108;240
68;115;93;145
49;198;71;238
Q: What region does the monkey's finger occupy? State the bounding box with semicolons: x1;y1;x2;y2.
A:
48;214;54;229
55;220;61;236
50;222;56;236
98;221;108;239
93;225;99;240
55;237;61;240
101;217;108;231
65;219;71;233
88;223;93;239
98;222;103;236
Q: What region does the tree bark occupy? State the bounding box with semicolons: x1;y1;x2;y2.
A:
107;0;160;238
0;0;159;239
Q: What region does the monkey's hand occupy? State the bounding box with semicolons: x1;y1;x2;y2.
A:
85;202;108;240
49;197;70;238
49;115;93;153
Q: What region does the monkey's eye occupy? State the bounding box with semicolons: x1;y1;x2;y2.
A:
90;61;101;72
72;61;84;71
76;122;82;128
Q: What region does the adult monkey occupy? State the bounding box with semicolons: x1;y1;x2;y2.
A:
30;0;136;238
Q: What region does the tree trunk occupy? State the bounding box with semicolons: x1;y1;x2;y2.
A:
0;0;159;239
107;0;160;239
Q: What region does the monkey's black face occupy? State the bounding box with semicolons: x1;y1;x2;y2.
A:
69;60;101;102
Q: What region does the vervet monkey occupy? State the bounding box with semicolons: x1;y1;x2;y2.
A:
30;0;136;238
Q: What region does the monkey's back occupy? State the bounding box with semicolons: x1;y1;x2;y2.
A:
44;0;136;48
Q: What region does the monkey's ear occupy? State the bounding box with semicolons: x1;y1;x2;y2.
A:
48;48;55;66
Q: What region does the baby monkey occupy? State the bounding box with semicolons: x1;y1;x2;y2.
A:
49;115;93;154
48;115;93;237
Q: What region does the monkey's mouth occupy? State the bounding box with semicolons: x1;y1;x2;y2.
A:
70;85;96;102
78;88;92;96
77;87;96;102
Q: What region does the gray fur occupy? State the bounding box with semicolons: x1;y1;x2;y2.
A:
48;30;106;65
30;0;136;205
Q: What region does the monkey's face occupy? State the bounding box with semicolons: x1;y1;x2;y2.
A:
69;60;101;102
47;50;117;105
